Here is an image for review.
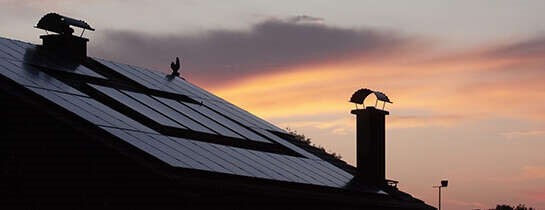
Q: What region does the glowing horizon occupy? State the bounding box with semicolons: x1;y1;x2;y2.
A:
205;40;545;209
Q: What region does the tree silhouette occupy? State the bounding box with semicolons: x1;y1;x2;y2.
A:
494;204;534;210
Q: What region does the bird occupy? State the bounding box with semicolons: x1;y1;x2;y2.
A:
170;57;181;77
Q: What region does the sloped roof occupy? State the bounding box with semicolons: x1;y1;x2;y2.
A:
0;36;359;189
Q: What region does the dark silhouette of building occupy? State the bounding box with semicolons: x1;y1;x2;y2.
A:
0;13;435;209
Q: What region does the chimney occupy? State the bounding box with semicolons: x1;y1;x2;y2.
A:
40;35;89;60
349;88;392;186
35;13;94;60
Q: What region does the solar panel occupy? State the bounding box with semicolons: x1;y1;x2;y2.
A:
302;158;350;186
0;42;21;60
145;133;226;172
101;127;185;167
251;151;308;183
226;147;288;181
83;60;319;156
126;63;219;101
95;58;194;95
0;60;44;88
247;153;296;181
274;154;338;186
97;126;354;187
29;88;106;125
1;68;349;187
251;127;319;160
185;139;255;176
316;159;353;180
206;100;279;131
122;90;215;134
0;38;25;59
26;87;157;133
81;98;158;134
182;101;271;143
94;57;286;133
214;146;270;178
211;100;286;133
0;60;84;95
92;85;185;129
153;96;243;139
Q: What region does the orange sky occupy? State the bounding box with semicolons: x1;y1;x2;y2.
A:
208;43;545;209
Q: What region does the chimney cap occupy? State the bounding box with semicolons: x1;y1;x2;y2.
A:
36;13;95;35
349;88;392;105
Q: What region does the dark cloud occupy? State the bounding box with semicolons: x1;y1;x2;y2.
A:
475;35;545;79
90;18;413;86
288;15;324;23
486;36;545;58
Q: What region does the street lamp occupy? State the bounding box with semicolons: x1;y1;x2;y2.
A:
433;180;448;210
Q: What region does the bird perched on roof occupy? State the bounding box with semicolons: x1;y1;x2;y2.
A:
170;57;181;77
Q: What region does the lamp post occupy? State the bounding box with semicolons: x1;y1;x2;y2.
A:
433;180;448;210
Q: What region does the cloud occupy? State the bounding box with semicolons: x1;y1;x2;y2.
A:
486;36;545;59
408;35;545;77
519;166;545;181
91;17;545;125
527;189;545;202
90;17;414;86
389;115;466;129
288;15;324;23
279;117;353;130
383;34;545;121
492;166;545;183
500;130;545;139
445;199;487;209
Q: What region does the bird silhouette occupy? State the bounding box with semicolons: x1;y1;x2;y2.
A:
170;57;180;77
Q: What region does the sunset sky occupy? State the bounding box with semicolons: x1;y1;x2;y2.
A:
2;1;545;209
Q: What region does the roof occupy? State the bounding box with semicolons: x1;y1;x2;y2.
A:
0;35;433;209
0;36;356;187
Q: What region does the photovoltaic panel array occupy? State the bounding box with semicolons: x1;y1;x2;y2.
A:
95;58;284;133
94;59;321;159
0;59;82;96
26;87;157;134
24;83;353;187
0;36;361;190
101;126;353;187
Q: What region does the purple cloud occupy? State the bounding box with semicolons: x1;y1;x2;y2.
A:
90;17;414;86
